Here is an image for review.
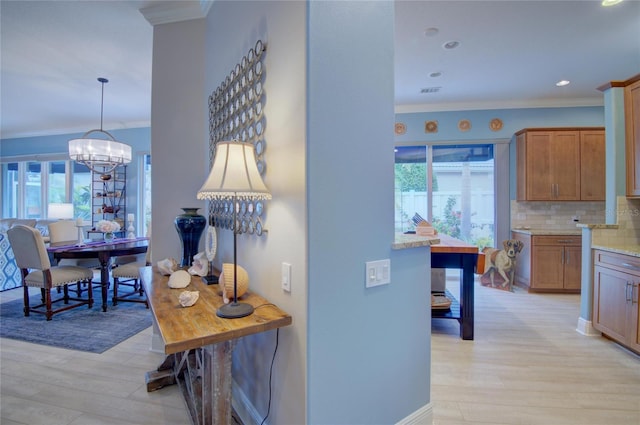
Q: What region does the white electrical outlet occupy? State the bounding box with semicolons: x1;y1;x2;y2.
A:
365;259;391;288
281;262;291;292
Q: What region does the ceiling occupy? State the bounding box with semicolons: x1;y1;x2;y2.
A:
1;0;639;140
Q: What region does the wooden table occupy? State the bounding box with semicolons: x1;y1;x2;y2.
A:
141;266;292;425
431;234;482;340
47;238;148;312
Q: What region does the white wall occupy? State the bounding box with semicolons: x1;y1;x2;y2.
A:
150;19;207;263
206;2;307;424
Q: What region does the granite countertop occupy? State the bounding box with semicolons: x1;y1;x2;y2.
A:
392;233;440;250
511;227;581;236
592;244;640;257
576;223;619;230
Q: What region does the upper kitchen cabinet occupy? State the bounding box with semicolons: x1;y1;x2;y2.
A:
625;75;640;198
516;128;605;201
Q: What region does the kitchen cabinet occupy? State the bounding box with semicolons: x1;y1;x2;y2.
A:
91;165;127;231
580;130;606;201
625;75;640;197
593;249;640;354
512;232;581;293
516;128;605;201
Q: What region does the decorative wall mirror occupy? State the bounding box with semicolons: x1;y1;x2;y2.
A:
208;39;267;235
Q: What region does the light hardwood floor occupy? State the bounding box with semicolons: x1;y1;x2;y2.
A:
432;276;640;425
2;280;639;425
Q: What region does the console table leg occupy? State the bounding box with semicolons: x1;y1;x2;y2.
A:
203;341;234;424
145;342;236;425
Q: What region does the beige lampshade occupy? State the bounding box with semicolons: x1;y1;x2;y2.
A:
197;141;271;200
48;203;74;219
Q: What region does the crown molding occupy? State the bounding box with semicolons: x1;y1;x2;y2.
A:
394;97;604;114
140;0;213;26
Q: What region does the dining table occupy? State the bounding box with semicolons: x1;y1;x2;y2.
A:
47;237;149;312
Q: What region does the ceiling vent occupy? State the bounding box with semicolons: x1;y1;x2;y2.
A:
421;87;442;94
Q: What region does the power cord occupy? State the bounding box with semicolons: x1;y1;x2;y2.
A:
260;327;279;425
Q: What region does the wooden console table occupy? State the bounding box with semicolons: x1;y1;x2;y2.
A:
141;266;292;425
431;234;482;340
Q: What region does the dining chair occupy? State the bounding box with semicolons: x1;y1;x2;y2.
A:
48;220;101;295
111;239;151;307
48;220;101;268
7;224;94;320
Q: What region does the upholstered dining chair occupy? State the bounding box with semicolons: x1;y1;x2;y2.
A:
48;220;100;296
111;241;151;307
7;224;94;320
48;220;100;268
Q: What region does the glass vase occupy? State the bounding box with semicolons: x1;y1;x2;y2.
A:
104;232;115;243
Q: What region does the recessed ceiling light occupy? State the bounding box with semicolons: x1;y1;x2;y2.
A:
602;0;623;6
424;27;439;37
556;80;570;87
442;41;460;50
429;72;442;78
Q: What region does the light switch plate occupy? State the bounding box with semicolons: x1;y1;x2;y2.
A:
365;259;391;288
281;262;291;292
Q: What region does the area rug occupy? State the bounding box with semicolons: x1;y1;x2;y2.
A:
0;289;152;353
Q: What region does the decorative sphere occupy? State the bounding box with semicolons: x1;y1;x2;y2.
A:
218;263;249;303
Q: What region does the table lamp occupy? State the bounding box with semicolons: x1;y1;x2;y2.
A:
48;203;74;219
197;141;271;319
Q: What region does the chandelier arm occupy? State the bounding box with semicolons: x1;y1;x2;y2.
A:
80;129;117;140
79;161;118;174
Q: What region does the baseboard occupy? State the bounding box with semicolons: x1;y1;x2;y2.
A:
396;402;433;425
576;317;601;336
231;381;433;425
232;378;263;425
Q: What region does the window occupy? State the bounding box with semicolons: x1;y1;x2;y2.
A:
395;143;495;249
72;162;92;221
48;161;67;203
1;163;19;217
3;156;150;237
25;162;42;218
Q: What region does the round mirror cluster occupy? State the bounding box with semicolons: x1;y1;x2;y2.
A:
209;39;266;173
209;198;265;236
207;40;268;235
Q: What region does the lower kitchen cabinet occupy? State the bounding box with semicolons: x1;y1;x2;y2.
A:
593;249;640;354
512;232;581;293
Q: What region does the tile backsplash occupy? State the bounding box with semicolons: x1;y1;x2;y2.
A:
511;200;606;230
592;196;640;246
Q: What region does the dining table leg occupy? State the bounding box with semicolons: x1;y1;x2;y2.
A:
98;253;110;312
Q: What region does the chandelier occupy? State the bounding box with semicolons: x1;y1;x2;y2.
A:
68;77;131;173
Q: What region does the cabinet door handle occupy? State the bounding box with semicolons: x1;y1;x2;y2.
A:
633;283;639;305
626;282;633;303
566;250;570;264
561;250;565;264
556;239;573;244
621;262;640;272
